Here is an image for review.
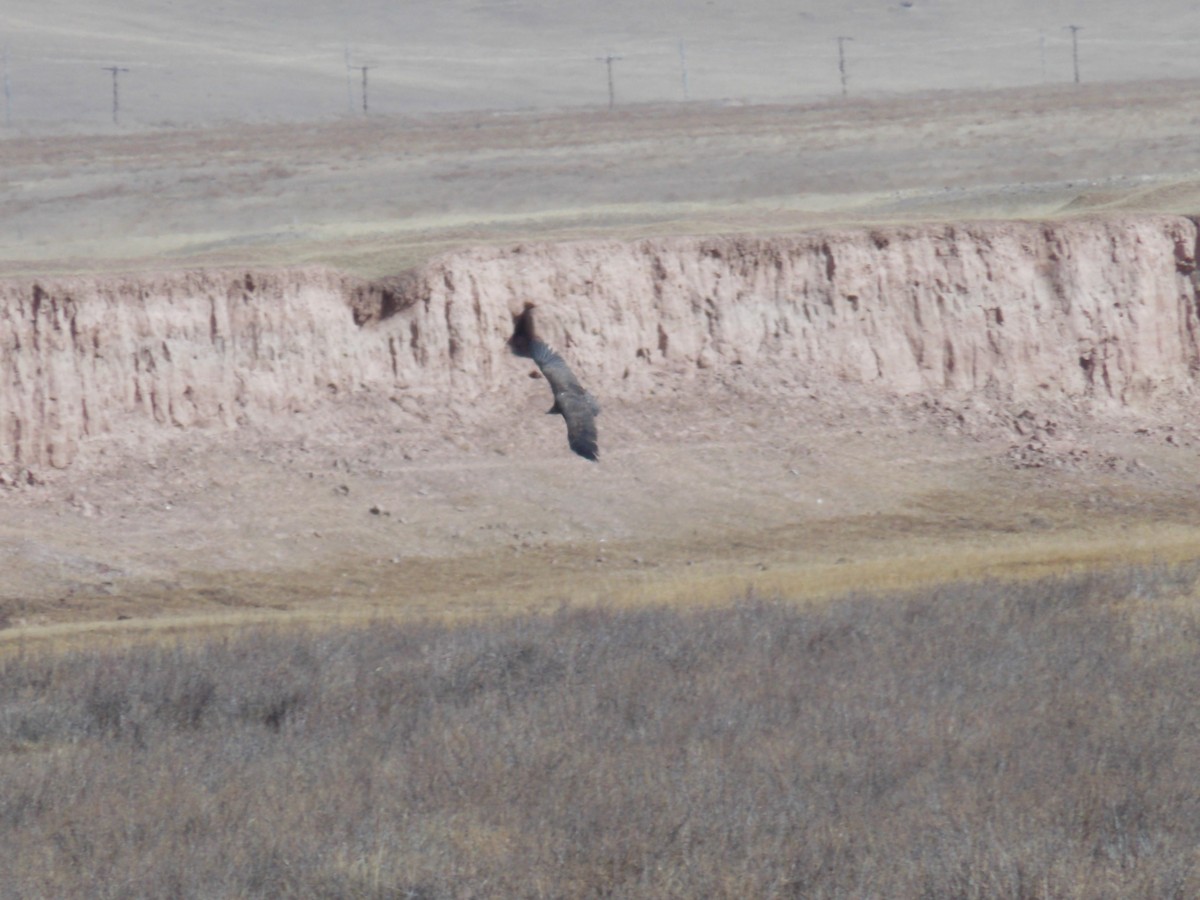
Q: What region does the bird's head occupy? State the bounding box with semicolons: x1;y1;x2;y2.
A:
508;302;538;357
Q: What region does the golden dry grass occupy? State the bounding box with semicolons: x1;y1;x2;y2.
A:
4;564;1200;897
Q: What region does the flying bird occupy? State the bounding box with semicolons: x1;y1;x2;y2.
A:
509;303;600;461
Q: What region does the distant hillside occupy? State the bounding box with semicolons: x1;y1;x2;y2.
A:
6;0;1200;127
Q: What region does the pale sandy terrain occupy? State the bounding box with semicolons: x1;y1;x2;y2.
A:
6;79;1200;276
4;3;1200;640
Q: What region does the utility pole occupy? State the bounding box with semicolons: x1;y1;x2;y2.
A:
678;40;689;101
837;36;853;97
101;65;129;124
1065;25;1082;84
596;54;623;109
353;65;372;115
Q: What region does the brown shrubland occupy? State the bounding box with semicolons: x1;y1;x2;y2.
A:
3;565;1200;898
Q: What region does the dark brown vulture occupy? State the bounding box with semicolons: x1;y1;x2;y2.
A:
509;303;600;461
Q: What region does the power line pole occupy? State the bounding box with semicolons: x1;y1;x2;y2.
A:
596;54;623;109
837;36;853;97
1065;25;1082;84
353;65;372;115
101;65;129;124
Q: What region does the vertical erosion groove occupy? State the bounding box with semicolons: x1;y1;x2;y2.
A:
1185;217;1200;375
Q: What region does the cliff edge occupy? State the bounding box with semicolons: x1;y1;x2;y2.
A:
3;215;1198;470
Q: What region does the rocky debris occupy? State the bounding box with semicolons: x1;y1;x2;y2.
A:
1003;429;1149;474
1133;425;1193;448
1011;409;1056;438
1004;408;1066;466
1005;439;1092;470
67;492;99;518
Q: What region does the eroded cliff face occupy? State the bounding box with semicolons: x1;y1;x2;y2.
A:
449;215;1199;401
3;215;1198;469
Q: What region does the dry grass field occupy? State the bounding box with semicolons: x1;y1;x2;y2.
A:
4;565;1200;897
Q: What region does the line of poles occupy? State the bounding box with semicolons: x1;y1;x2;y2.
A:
3;30;1094;127
598;28;1088;109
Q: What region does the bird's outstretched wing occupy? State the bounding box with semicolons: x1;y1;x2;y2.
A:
509;304;600;462
530;340;600;461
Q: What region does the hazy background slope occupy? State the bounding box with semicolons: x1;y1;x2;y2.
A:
7;0;1200;127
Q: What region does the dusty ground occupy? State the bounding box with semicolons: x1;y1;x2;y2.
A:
5;75;1200;643
4;363;1200;642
